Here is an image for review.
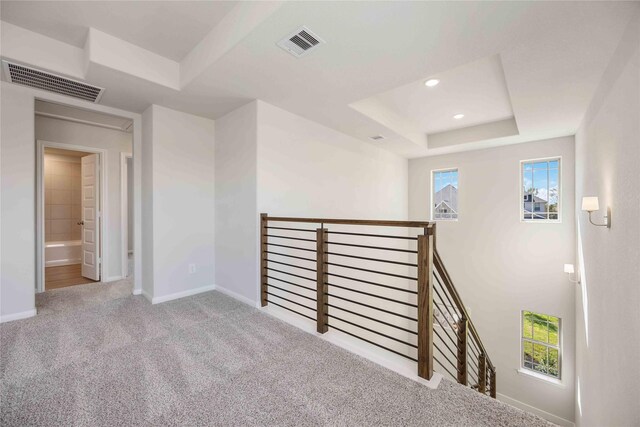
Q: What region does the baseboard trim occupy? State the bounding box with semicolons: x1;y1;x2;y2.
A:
151;284;216;304
497;393;575;427
132;288;142;296
261;305;442;390
212;285;260;308
1;308;37;323
103;276;124;283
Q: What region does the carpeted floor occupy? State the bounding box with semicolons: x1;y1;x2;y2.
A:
1;285;552;426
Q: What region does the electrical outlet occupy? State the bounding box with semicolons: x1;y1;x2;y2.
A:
188;263;196;274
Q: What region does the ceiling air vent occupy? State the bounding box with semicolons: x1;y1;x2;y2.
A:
2;61;105;103
277;26;324;58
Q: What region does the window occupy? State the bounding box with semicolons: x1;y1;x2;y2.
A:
521;158;560;221
432;169;458;220
522;311;561;379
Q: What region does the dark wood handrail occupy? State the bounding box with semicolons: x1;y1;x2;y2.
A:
434;250;494;370
261;213;495;397
266;215;434;229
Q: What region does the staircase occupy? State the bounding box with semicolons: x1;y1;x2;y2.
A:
260;214;496;397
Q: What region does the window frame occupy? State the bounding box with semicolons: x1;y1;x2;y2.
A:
430;167;459;222
519;157;562;224
520;310;562;381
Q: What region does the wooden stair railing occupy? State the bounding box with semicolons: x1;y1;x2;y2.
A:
260;213;496;398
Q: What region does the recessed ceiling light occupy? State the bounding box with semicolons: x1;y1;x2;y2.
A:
453;113;465;120
424;79;440;87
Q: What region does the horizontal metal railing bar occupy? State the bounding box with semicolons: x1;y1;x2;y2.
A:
433;274;463;319
434;322;460;349
327;323;418;362
325;282;417;308
267;267;315;282
434;343;461;373
266;242;316;253
433;328;460;363
433;290;460;331
469;338;481;358
326;241;418;254
325;261;418;281
326;303;417;335
266;292;315;312
266;275;315;292
469;357;480;372
434;356;457;380
266;215;433;228
266;251;315;263
326;251;418;267
435;250;494;369
325;292;417;322
266;226;316;233
267;259;317;273
326;231;418;241
327;314;418;349
326;272;417;294
267;283;316;302
265;234;316;243
266;299;316;321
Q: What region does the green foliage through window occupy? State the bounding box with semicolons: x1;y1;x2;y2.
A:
522;311;560;379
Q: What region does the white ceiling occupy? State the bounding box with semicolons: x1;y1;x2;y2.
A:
2;1;638;158
0;1;238;60
353;55;515;135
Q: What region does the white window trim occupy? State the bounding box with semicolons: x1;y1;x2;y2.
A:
520;310;563;384
519;156;562;224
430;167;459;222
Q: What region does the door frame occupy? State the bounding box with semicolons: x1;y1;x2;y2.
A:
36;140;108;293
120;152;133;278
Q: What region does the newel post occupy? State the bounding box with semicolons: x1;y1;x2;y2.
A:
417;224;435;380
260;213;268;307
457;318;468;385
489;368;497;398
478;353;487;393
316;227;328;333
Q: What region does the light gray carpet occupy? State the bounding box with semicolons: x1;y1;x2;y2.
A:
1;287;553;426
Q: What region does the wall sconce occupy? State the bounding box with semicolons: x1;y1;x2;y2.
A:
581;196;610;228
564;264;580;284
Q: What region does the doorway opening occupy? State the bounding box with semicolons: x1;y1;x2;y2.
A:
42;147;101;290
35;100;134;297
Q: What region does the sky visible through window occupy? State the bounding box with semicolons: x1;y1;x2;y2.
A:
522;159;559;220
433;169;458;220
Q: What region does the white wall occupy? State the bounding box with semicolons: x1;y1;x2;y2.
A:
256;101;408;220
0;82;142;320
214;100;409;306
127;157;134;252
574;13;640;427
214;101;258;304
142;105;216;301
36;116;132;279
409;136;576;424
0;83;37;320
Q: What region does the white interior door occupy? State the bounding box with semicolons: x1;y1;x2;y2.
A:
81;154;100;281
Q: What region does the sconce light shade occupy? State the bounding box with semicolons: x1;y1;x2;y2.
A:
563;264;575;274
581;196;599;212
